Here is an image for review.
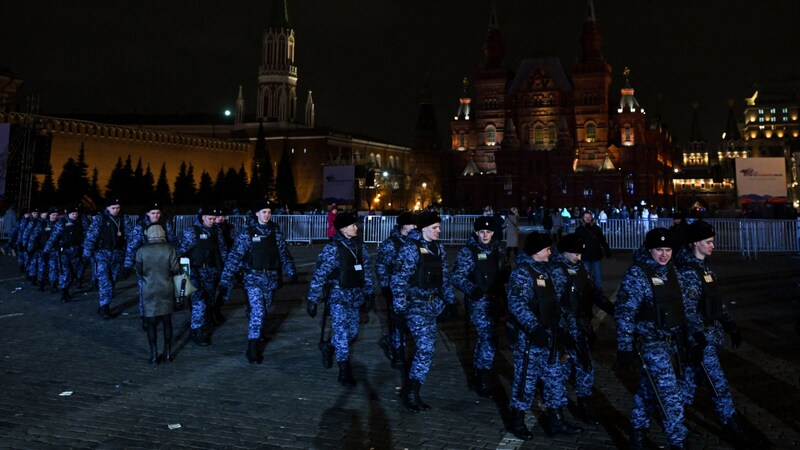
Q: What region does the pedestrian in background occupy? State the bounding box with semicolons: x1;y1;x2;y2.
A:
503;206;520;261
135;224;181;365
574;210;611;292
326;204;338;240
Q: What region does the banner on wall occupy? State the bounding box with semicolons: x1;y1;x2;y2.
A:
322;165;355;203
0;123;10;202
735;157;787;203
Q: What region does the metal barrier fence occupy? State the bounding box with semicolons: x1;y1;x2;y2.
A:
2;215;797;259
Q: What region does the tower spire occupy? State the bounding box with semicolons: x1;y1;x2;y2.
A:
580;0;603;63
484;1;504;69
235;85;245;125
258;0;298;123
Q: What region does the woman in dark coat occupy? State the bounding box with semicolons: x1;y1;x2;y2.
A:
135;224;181;364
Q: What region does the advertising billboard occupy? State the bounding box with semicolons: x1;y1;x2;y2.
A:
735;157;787;203
323;165;355;203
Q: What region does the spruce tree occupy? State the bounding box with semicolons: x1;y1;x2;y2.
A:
39;164;58;204
76;142;91;196
214;168;226;202
121;155;134;203
173;161;192;204
197;171;214;202
56;157;83;204
155;163;172;204
142;164;155;200
133;158;145;198
87;168;102;210
105;157;125;202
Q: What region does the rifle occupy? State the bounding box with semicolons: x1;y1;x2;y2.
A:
634;341;669;422
515;333;532;403
699;360;720;397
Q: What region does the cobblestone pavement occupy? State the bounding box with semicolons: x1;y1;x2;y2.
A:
1;243;799;449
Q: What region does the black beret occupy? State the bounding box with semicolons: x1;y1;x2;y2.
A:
397;211;415;227
67;204;81;214
524;232;552;255
105;197;121;207
557;233;585;254
687;220;715;243
251;199;273;213
198;204;222;216
416;211;441;230
144;201;162;213
645;227;676;250
334;211;358;229
473;216;493;232
47;207;60;214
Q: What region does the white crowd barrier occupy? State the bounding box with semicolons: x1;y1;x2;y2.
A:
2;214;798;259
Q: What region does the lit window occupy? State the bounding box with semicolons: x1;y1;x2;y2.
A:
758;117;765;123
534;125;544;144
782;108;788;113
758;109;764;114
586;123;597;143
486;125;497;146
548;124;556;144
770;108;776;114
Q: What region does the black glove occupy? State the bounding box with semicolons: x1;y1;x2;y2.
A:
307;301;317;318
363;293;375;312
529;327;550;347
689;332;708;362
392;309;406;322
469;287;484;299
728;330;742;349
560;330;577;351
381;286;392;299
289;273;298;284
617;350;635;370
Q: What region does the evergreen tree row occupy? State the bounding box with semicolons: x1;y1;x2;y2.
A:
32;141;298;211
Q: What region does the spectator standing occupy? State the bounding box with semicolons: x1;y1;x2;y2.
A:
134;224;181;365
503;207;521;260
574;211;611;292
326;204;338;240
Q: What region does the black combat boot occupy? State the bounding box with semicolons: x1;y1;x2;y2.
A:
414;380;431;411
61;288;71;303
337;360;356;387
246;339;258;364
38;280;46;291
210;294;226;325
576;395;599;425
191;329;210;346
402;379;422;413
99;304;112;319
508;408;533;440
378;334;393;362
540;408;583;437
473;368;491;398
629;428;648;450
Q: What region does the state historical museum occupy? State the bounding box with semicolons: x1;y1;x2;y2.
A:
437;2;677;211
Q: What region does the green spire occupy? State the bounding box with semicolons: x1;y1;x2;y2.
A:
269;0;291;28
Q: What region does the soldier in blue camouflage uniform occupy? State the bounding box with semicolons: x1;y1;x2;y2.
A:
506;232;583;440
615;227;689;450
675;220;757;447
43;205;85;302
551;233;615;425
177;205;228;346
125;202;178;325
391;211;456;413
7;209;30;273
29;207;60;291
22;208;44;285
219;199;297;364
451;216;505;398
306;211;375;386
211;210;235;322
83;198;127;319
375;211;415;369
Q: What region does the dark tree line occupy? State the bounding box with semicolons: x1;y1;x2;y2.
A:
32;141;298;211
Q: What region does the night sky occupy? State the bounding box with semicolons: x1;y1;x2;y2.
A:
2;1;797;148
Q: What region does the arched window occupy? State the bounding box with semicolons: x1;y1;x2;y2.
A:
548;123;556;145
486;125;497;146
534;125;544;145
586;123;597;143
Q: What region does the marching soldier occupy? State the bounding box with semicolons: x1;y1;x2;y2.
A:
22;207;44;285
506;232;583;440
306;211;375;386
551;233;615;424
29;207;60;291
391;211;456;413
177;205;228;346
451;216;505;398
219;199;297;364
43;205;85;302
375;211;416;369
83;198;127;319
7;208;30;273
615;227;690;450
676;220;757;447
